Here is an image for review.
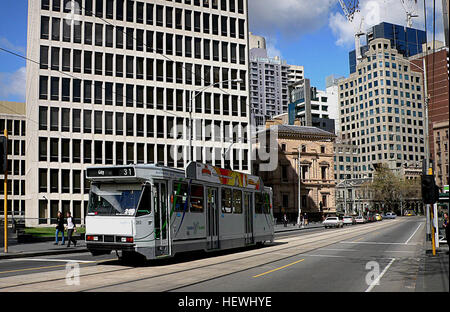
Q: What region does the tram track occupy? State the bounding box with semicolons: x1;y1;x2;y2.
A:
0;219;405;291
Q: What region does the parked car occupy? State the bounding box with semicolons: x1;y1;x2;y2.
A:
343;216;356;225
323;217;344;228
367;214;376;222
355;216;367;224
384;212;397;219
375;213;383;221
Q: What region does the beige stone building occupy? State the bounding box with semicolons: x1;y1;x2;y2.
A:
255;116;336;222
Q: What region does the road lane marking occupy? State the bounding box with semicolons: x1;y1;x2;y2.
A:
253;259;305;278
319;248;357;252
8;258;96;263
365;258;396;292
404;223;423;245
340;241;419;245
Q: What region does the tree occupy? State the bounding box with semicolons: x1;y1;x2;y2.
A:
369;166;403;212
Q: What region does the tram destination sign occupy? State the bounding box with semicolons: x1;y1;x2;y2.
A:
86;167;135;178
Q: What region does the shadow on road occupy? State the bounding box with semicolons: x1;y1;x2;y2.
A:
98;241;287;268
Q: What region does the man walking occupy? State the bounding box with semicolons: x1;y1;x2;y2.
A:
54;211;65;245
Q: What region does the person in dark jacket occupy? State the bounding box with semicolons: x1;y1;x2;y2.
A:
54;211;65;245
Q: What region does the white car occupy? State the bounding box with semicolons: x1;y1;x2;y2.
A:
343;216;355;225
323;217;344;228
384;212;397;219
355;216;367;224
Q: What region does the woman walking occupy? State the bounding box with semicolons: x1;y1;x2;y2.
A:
66;211;77;247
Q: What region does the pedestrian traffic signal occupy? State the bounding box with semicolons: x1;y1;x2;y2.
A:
0;136;7;173
421;175;439;204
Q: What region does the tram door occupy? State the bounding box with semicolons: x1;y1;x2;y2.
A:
207;187;219;249
154;181;170;256
244;192;254;244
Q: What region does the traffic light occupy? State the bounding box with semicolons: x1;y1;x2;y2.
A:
0;136;7;173
421;175;439;204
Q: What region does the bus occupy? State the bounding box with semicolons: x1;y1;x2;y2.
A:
85;162;274;260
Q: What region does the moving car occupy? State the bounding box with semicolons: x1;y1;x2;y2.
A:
323;217;344;229
384;212;397;219
343;216;356;225
355;216;367;224
375;213;383;221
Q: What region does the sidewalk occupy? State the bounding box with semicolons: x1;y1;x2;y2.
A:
274;222;324;233
415;240;449;292
0;240;88;260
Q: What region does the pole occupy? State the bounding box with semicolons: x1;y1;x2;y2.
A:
3;129;8;253
189;90;193;163
297;149;302;227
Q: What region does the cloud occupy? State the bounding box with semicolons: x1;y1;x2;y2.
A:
266;37;282;58
0;37;26;55
249;0;335;39
329;0;445;47
0;67;26;101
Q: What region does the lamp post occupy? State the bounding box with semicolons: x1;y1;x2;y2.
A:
188;79;243;163
297;147;302;227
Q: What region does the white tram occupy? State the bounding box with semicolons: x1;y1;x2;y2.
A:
85;162;274;260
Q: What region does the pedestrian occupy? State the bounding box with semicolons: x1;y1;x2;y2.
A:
304;213;308;226
66;211;77;247
54;211;65;245
443;213;449;252
283;214;288;227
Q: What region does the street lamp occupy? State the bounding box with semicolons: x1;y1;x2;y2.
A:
188;79;244;163
296;146;302;227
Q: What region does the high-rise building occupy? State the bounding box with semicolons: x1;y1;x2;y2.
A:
249;33;305;130
339;37;426;178
349;22;426;74
26;0;251;226
249;46;289;129
288;78;338;134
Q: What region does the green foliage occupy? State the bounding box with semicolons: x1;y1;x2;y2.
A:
369;166;421;211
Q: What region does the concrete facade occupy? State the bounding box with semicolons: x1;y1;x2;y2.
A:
26;0;251;226
339;38;426;178
0;102;27;219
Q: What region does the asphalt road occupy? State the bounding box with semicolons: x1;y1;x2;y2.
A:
0;224;327;279
0;217;441;292
173;217;426;292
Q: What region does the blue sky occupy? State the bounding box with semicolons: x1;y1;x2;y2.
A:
0;0;445;102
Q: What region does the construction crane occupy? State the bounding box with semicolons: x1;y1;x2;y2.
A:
338;0;365;65
400;0;419;28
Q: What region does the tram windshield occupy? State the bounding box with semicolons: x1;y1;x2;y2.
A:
88;183;143;216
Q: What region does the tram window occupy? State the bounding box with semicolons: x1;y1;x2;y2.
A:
221;188;232;213
173;181;188;212
233;189;242;214
263;192;271;214
137;185;151;216
190;184;204;212
255;193;263;214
